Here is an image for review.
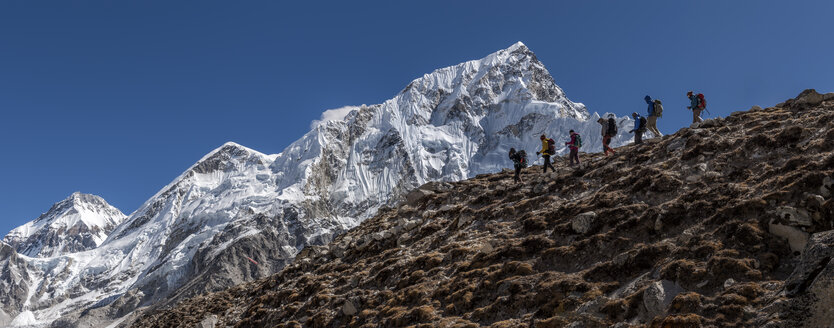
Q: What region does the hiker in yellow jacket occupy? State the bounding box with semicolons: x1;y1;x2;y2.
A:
536;135;557;173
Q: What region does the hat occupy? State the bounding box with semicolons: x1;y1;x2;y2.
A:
540;135;546;140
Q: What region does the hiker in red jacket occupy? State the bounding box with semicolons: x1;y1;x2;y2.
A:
565;130;581;166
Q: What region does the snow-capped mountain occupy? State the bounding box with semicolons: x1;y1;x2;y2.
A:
3;192;126;258
0;42;635;327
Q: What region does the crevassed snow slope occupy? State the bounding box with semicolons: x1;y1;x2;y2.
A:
0;42;638;326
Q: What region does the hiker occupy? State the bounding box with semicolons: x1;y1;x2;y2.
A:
508;148;527;183
536;135;556;173
687;91;705;124
597;117;616;155
565;130;581;166
629;112;647;144
645;95;663;137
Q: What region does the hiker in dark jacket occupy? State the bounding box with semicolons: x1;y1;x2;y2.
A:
687;91;704;124
508;148;525;183
536;135;556;173
645;95;662;137
629;112;647;144
565;130;580;166
597;118;616;155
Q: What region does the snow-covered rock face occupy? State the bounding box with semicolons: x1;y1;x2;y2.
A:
0;42;636;326
3;192;126;258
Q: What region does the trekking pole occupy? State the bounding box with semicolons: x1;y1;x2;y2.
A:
704;108;712;116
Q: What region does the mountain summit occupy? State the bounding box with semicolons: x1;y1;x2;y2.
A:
3;192;126;258
1;42;633;327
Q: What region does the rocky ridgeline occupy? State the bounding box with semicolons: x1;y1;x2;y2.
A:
132;89;834;328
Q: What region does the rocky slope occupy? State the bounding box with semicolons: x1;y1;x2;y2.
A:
133;89;834;327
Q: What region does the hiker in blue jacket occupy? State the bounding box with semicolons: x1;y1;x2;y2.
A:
628;112;647;144
687;91;704;124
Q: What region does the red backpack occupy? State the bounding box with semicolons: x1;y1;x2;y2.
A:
697;93;706;109
547;138;556;154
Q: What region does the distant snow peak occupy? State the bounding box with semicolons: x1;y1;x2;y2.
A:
2;192;126;258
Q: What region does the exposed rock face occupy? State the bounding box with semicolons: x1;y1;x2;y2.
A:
0;242;31;323
132;89;834;327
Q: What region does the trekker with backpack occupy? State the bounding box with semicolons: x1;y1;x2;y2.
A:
645;95;663;137
508;148;527;183
687;91;706;124
629;112;647;144
536;135;556;173
598;117;617;156
565;130;581;166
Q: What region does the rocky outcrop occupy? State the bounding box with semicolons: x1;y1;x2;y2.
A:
132;89;834;327
0;242;30;322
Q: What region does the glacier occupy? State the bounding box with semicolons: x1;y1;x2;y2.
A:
0;41;638;327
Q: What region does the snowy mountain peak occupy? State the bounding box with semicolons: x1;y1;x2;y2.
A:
3;193;126;258
190;141;271;174
0;43;637;327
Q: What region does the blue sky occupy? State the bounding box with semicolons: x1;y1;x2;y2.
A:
2;0;833;235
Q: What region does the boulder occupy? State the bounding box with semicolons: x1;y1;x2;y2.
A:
783;231;834;326
571;212;597;234
405;189;434;206
699;119;718;128
330;243;347;258
404;219;421;231
792;89;825;108
768;221;809;254
821;176;833;198
198;315;218;328
666;138;686;152
643;280;684;318
785;231;834;296
776;206;812;227
342;301;358;316
723;278;736;289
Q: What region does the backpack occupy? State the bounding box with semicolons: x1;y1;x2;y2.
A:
574;134;582;148
638;117;647;132
653;99;664;117
697;93;706;109
547;138;556;154
607;117;618;135
517;150;528;168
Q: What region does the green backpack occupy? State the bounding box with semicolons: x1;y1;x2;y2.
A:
574;134;582;148
653;99;664;117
